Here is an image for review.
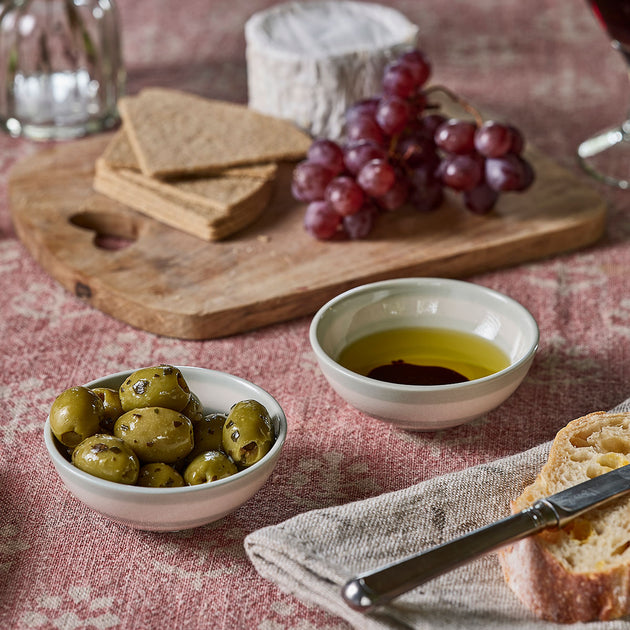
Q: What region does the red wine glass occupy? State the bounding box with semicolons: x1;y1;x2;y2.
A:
578;1;630;188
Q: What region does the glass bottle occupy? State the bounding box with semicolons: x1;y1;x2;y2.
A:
0;0;125;141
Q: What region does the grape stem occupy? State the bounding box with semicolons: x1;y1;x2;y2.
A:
424;85;484;127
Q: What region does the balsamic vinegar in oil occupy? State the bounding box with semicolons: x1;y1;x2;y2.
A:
337;327;510;386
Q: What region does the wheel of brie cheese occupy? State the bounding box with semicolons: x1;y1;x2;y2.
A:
245;1;419;140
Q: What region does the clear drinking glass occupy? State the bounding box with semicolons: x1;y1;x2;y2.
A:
0;0;125;141
578;1;630;188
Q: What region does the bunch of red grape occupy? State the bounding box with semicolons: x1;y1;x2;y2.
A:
291;47;535;240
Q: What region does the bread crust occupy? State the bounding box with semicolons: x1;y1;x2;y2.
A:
499;536;630;623
498;411;630;623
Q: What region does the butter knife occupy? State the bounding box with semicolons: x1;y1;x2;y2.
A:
342;464;630;612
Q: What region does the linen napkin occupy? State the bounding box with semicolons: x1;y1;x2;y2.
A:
244;399;630;630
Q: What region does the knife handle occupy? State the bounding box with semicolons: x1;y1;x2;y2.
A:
341;499;559;612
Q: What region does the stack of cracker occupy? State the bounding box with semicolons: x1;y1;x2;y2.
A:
94;88;312;241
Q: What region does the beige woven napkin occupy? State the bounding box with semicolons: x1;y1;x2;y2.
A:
244;399;630;629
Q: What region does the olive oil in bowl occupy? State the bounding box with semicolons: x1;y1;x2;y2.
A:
337;327;510;386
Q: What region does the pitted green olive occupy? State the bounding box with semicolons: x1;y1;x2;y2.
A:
114;407;194;463
119;365;190;413
91;387;123;432
72;434;139;484
222;399;273;468
182;392;204;423
50;386;104;448
183;450;237;485
188;412;227;460
137;463;185;488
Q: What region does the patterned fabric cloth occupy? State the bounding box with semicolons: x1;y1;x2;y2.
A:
2;1;630;629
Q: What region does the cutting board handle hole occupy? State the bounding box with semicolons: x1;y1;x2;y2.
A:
69;211;139;251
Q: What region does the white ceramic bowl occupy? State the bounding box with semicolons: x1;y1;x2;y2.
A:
309;278;539;431
44;366;287;531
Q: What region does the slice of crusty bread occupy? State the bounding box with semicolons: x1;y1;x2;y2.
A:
117;88;312;178
498;411;630;623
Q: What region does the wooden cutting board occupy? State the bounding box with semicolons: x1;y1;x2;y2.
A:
9;134;606;339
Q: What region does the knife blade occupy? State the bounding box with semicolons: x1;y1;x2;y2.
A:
342;463;630;612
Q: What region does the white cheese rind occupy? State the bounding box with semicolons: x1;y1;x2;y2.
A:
245;1;418;139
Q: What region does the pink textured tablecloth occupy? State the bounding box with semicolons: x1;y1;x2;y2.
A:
2;1;630;628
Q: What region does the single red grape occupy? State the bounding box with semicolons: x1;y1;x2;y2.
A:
325;175;365;216
440;154;483;191
507;125;525;154
408;165;444;212
345;98;379;123
382;62;417;99
434;119;477;154
303;200;341;239
345;113;386;146
307;139;345;175
377;172;410;211
485;154;532;191
292;160;335;202
357;158;396;197
343;140;388;175
342;204;377;239
398;48;431;87
474;121;512;158
463;183;499;214
376;95;412;136
409;182;443;213
518;157;535;190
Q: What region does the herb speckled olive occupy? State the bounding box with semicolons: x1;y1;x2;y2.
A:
188;412;227;460
137;463;185;488
50;386;104;448
72;434;139;484
114;407;194;463
182;392;204;423
184;451;237;485
222;399;273;468
119;365;190;413
92;387;123;432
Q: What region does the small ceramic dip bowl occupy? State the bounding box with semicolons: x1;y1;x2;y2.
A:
309;278;539;431
44;366;287;531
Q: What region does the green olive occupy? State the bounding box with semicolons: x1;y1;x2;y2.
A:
182;392;204;423
183;451;237;485
188;412;227;460
91;387;123;432
119;365;190;413
114;407;193;463
137;463;185;488
222;399;274;468
72;434;139;484
49;386;104;449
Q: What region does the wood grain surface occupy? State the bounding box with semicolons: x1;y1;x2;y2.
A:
8;133;606;339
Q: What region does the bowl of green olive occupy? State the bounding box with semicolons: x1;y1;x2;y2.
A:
310;278;539;431
44;365;287;531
